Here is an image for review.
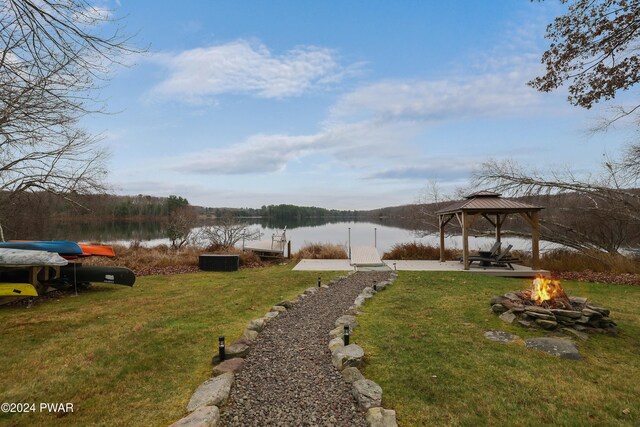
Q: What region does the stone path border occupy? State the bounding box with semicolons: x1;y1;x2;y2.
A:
330;273;399;426
169;271;399;427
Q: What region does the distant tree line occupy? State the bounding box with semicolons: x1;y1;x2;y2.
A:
0;192;192;223
199;204;359;220
2;192;362;223
112;195;190;217
258;204;358;220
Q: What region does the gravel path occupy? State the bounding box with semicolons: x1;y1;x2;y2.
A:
220;271;391;426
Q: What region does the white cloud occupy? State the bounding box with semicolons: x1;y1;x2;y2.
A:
174;133;322;174
169;51;550;177
365;158;478;181
149;39;362;102
74;6;113;25
153;21;574;182
171;118;419;175
329;70;542;124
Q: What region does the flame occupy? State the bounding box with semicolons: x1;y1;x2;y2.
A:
531;277;563;305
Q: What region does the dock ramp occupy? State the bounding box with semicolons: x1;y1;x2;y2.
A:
350;246;385;267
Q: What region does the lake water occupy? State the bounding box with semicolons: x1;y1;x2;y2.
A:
98;220;561;255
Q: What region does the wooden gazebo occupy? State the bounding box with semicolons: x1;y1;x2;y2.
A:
436;191;544;270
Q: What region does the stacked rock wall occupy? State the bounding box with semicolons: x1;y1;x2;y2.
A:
491;292;617;335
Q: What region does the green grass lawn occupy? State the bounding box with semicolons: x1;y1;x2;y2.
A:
0;265;338;427
354;272;640;426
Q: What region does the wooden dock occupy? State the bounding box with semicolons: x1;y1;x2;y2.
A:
243;228;288;258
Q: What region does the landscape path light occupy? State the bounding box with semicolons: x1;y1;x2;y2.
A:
218;336;225;361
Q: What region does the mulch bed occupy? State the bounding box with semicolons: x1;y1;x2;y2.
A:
132;261;269;277
553;271;640;286
133;265;200;277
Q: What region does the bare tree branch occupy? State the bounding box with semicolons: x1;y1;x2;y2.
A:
0;0;144;238
197;217;261;250
474;157;640;253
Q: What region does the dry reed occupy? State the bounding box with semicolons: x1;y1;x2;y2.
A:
293;242;348;260
382;242;461;260
85;243;267;275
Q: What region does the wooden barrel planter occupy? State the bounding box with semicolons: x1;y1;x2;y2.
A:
198;254;240;272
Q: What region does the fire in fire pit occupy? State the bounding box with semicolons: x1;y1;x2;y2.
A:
490;277;617;335
527;277;571;308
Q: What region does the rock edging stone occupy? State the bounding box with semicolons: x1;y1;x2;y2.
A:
352;379;383;410
169;406;220;427
186;372;234;412
332;344;365;370
328;271;399;427
181;283;303;425
366;407;398;427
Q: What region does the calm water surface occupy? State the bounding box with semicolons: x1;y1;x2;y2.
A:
97;220;560;254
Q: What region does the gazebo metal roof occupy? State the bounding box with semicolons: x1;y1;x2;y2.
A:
436;192;544;215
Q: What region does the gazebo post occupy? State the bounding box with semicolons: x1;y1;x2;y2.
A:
495;214;502;247
462;211;469;270
532;211;540;270
439;215;445;262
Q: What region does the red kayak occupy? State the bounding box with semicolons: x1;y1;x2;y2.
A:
78;244;116;258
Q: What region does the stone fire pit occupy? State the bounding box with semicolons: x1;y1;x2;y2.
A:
491;277;617;336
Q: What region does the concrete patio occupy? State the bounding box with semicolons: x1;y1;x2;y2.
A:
292;259;549;277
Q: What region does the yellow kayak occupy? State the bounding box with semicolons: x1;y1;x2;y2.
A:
0;283;38;297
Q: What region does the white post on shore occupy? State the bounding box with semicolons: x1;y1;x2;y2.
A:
348;227;351;259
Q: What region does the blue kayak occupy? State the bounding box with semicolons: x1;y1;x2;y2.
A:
0;241;83;256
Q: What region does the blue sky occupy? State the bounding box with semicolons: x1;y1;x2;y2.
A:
86;1;634;209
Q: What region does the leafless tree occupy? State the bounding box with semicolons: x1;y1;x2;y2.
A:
472;1;640;255
409;180;477;238
409;180;454;237
475;158;640;254
0;0;142;239
166;207;197;250
197;217;261;250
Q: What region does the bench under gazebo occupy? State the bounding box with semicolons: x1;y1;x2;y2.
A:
436;191;544;270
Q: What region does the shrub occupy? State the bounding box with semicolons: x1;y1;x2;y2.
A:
293;243;348;260
86;243;267;271
538;249;640;274
382;242;460;260
505;248;640;274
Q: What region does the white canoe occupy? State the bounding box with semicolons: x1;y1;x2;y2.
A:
0;248;68;267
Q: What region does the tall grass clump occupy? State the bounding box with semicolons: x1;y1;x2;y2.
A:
539;249;640;274
382;242;460;260
293;242;348;260
511;248;640;274
86;243;266;272
87;244;200;270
